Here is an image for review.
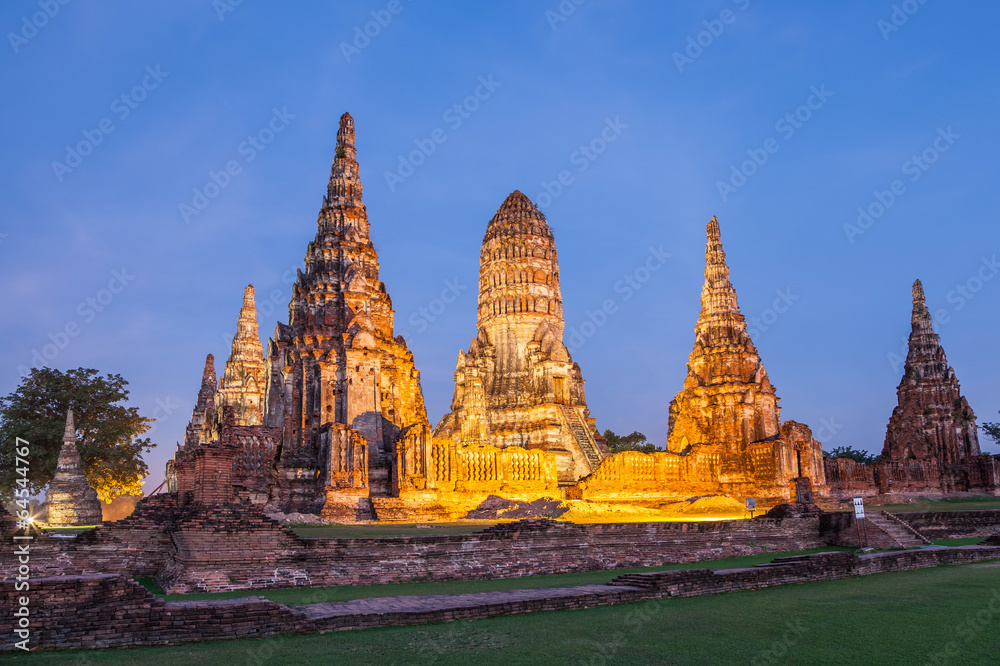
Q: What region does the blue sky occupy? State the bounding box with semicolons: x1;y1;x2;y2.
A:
2;1;998;491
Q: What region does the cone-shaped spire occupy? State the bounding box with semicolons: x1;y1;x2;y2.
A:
667;215;779;455
883;280;980;463
218;285;266;426
700;216;740;317
46;409;103;526
185;354;218;447
201;353;216;389
224;285;263;365
485;190;550;240
63;408;75;444
911;278;934;334
326;112;363;206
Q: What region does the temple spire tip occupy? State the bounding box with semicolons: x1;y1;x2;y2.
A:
63;408;75;444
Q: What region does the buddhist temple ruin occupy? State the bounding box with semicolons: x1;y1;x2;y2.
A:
572;217;827;505
44;409;103;526
869;279;995;494
261;112;432;514
166;115;995;520
883;279;980;464
433;191;606;484
216;285;266;427
182;354;217;449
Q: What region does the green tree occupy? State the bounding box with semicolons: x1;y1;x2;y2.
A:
981;413;1000;448
0;367;155;503
602;429;660;454
826;445;881;466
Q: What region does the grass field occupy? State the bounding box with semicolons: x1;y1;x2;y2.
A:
13;556;1000;665
134;547;856;605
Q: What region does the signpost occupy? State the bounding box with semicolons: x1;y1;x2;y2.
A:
746;497;756;519
853;496;868;548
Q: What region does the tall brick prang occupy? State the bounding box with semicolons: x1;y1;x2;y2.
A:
434;191;605;484
216;285;266;427
667;216;781;462
264;112;432;511
882;279;980;464
663;216;826;500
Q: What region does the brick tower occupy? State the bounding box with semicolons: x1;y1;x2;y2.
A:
434;191;605;483
264;112;432;509
882;279;980;464
216;285;266;427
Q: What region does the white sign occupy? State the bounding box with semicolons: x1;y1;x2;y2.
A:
853;497;865;519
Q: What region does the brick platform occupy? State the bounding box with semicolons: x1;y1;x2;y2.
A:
2;546;997;651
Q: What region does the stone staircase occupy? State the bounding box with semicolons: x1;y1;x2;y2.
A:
368;464;392;497
559;405;603;472
867;511;933;548
354;497;376;521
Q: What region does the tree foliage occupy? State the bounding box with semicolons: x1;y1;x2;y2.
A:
0;367;155;503
603;429;661;454
826;445;881;466
981;412;1000;448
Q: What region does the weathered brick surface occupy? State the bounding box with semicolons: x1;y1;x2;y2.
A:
0;575;304;650
892;510;1000;539
164;516;827;593
2;546;997;652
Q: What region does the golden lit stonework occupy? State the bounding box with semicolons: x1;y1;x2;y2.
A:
433;191;606;485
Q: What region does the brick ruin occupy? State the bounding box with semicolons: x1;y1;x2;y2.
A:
43;409;103;526
163;114;997;521
3;520;999;651
823;280;999;498
572;218;827;506
433;191;607;484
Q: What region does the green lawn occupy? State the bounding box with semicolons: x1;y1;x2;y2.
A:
135;548;854;605
932;537;987;546
15;558;1000;665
